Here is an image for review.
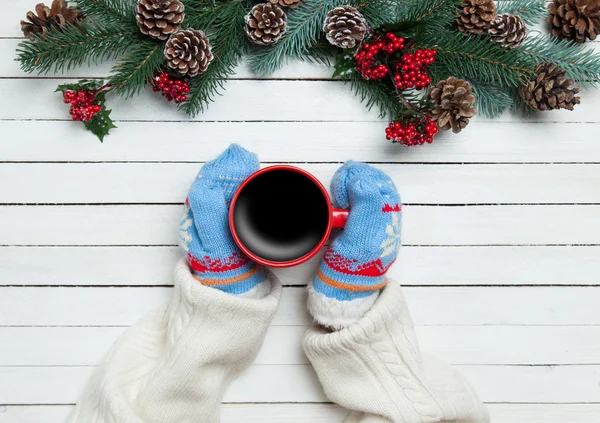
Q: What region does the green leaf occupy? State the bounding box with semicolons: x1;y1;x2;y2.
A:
421;30;536;87
73;0;137;26
521;34;600;88
382;0;461;34
84;108;117;142
56;79;105;92
332;53;356;79
249;0;364;76
470;82;513;119
179;0;249;117
109;41;165;98
17;22;137;74
83;91;117;142
496;0;547;26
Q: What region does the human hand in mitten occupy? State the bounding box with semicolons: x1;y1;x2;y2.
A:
307;161;402;329
177;144;268;296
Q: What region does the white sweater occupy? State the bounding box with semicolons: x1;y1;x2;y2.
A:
69;259;489;423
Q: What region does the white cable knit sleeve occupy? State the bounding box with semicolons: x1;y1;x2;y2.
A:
303;281;490;423
68;259;281;423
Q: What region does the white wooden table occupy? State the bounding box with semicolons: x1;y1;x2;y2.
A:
1;4;600;421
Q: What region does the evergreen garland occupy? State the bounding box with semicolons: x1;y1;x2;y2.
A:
14;0;600;142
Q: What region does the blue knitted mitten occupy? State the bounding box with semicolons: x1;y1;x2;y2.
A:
308;161;402;329
178;144;267;296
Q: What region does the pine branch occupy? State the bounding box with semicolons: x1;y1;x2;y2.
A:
302;43;336;66
179;0;248;117
180;0;227;29
357;0;400;28
509;87;536;116
249;0;358;76
74;0;137;26
17;23;137;74
521;34;600;88
421;30;535;87
383;0;460;33
496;0;547;26
109;40;165;98
344;71;407;119
470;81;513;118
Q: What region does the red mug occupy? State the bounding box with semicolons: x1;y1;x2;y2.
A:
229;165;349;268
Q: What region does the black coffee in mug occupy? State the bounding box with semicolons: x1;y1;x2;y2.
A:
231;169;329;263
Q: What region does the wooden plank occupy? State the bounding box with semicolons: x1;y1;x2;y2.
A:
1;286;599;326
1;79;599;122
2;163;600;205
1;326;599;366
0;364;598;404
2;404;600;423
0;204;598;246
3;245;600;286
5;119;600;163
2;120;600;163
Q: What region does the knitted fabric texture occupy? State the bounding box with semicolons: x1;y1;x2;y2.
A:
68;259;282;423
304;281;490;423
309;162;402;329
178;144;266;295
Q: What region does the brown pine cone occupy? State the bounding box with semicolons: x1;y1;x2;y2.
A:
323;6;367;49
164;29;214;78
456;0;497;35
548;0;600;43
269;0;305;9
136;0;185;40
245;3;287;46
428;77;477;133
489;14;527;48
519;62;581;111
21;0;83;40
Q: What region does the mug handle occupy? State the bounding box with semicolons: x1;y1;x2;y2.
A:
331;208;349;228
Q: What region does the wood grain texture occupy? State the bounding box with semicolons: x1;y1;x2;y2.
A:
1;326;599;366
2;163;600;204
2;7;600;419
2;404;600;423
2;79;600;122
3;120;600;163
1;287;599;327
1;364;599;404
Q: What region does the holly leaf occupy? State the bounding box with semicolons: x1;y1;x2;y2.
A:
83;90;117;142
332;53;357;79
84;108;117;142
55;79;105;93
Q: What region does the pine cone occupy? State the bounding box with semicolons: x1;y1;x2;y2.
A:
245;3;287;46
489;14;527;48
456;0;497;35
136;0;185;40
323;6;368;49
21;0;83;40
428;77;477;133
519;62;581;111
164;29;214;78
548;0;600;43
269;0;305;9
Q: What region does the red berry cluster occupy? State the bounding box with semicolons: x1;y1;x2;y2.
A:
393;49;437;90
151;72;190;103
386;116;439;146
63;90;102;121
355;33;406;81
354;32;437;91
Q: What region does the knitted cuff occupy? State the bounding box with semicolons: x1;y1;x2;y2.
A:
307;282;380;330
